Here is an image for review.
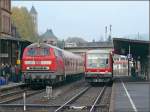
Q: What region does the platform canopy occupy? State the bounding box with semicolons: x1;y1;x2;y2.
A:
113;38;150;59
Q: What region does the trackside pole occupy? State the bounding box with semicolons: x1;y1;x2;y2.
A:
46;86;52;99
23;92;26;111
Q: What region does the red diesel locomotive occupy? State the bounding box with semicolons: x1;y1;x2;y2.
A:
22;43;84;86
85;49;113;83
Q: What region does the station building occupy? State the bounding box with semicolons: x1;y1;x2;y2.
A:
0;0;31;65
113;38;150;80
40;29;58;46
64;41;113;64
0;0;11;37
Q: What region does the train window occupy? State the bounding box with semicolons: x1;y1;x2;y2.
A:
67;60;69;66
27;48;36;56
69;59;71;66
121;57;125;60
54;49;59;57
106;59;108;64
58;50;63;57
70;59;72;66
87;53;109;68
123;64;127;68
38;48;49;55
27;47;49;56
80;61;82;66
65;59;67;65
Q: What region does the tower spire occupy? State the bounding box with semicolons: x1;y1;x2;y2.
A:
30;5;38;34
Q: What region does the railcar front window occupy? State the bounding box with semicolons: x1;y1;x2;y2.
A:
87;53;109;68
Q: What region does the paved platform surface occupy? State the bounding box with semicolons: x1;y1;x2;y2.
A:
0;82;24;90
110;76;150;112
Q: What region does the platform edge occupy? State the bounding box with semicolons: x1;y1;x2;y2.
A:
109;82;115;112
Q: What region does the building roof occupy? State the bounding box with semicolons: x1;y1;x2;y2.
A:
30;6;37;14
41;29;57;39
65;41;113;49
0;36;31;43
113;38;150;59
79;41;113;47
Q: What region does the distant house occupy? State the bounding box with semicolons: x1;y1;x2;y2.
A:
65;42;77;47
41;29;58;46
65;37;87;48
65;41;113;48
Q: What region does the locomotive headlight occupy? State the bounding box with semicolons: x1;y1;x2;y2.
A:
25;61;35;64
41;61;52;65
105;70;108;73
46;66;49;70
26;67;30;70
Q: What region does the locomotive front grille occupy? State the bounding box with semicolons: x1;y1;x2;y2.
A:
27;66;49;70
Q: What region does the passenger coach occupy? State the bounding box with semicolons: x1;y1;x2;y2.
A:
21;43;84;86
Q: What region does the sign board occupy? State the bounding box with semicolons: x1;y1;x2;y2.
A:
17;59;21;64
127;54;132;59
0;53;8;57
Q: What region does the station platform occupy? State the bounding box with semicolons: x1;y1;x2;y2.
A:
110;76;150;112
0;82;24;91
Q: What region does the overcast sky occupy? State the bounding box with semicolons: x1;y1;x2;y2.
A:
12;1;149;41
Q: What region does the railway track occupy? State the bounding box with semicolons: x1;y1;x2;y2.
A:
0;83;25;95
0;81;112;112
0;88;44;104
0;88;28;103
0;79;85;105
54;85;108;112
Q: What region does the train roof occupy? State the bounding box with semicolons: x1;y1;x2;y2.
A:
26;43;52;48
26;43;63;51
86;49;112;54
26;43;82;59
63;50;82;59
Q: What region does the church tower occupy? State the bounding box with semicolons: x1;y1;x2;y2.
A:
30;6;38;34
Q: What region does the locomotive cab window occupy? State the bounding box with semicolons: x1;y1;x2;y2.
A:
27;47;50;56
39;48;49;55
27;48;36;56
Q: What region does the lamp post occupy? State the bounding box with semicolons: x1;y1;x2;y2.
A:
105;26;107;41
148;35;150;80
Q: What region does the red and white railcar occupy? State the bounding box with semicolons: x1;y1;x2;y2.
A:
85;49;113;83
22;43;84;86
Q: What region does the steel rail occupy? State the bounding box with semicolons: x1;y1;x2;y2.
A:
90;86;106;112
0;89;28;98
0;104;108;108
0;90;44;104
0;83;25;91
54;86;90;112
